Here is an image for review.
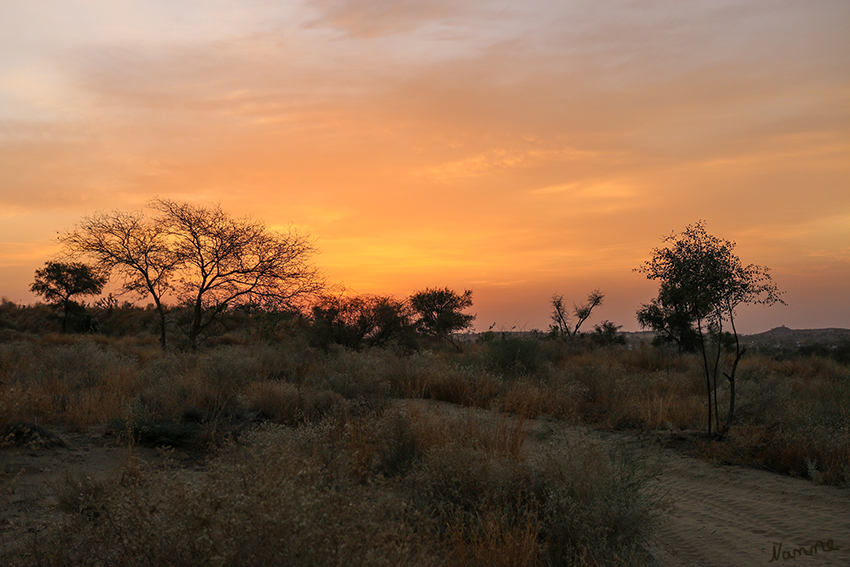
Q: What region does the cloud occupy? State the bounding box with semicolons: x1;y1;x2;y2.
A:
304;0;468;38
1;0;847;332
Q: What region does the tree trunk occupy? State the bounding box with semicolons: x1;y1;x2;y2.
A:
61;300;69;333
157;306;167;350
719;314;746;439
696;318;712;438
190;298;203;350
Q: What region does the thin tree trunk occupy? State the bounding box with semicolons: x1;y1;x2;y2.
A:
190;298;203;350
157;304;167;350
712;329;722;434
62;300;69;333
720;312;745;438
697;317;712;438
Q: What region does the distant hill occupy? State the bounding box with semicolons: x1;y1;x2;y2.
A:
621;327;850;348
741;326;850;348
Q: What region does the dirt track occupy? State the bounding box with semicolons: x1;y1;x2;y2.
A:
645;435;848;566
2;409;849;566
569;425;849;567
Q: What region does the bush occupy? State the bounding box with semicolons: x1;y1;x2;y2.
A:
486;337;544;376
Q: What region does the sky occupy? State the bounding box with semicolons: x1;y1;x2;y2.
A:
1;0;848;334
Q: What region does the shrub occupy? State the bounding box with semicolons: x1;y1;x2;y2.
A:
486;337;544;377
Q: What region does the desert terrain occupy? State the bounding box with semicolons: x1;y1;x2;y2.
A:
3;400;847;566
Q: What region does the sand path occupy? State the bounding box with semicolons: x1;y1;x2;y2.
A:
557;424;849;567
645;435;848;566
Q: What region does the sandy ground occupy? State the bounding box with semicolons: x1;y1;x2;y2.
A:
544;424;849;567
2;408;848;566
642;433;848;566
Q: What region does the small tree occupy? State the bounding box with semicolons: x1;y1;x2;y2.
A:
30;261;107;332
636;221;784;438
590;320;627;347
550;289;604;339
409;287;475;351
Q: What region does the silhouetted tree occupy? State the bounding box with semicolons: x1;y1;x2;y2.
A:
590;320;627;347
636;221;784;438
30;261;106;332
62;198;322;349
61;209;179;349
550;289;604;339
151;198;321;349
409;287;475;351
636;293;702;353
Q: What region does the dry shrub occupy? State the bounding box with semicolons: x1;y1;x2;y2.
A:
534;438;665;566
447;509;539;567
0;340;141;430
611;372;705;430
697;353;850;486
501;380;583;421
308;348;397;399
3;400;665;567
419;365;501;408
6;428;439;567
253;339;321;382
414;428;663;567
243;380;302;423
406;402;457;451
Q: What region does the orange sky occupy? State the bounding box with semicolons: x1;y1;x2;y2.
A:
1;0;848;334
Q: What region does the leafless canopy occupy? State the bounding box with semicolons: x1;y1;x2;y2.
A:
61;198;322;348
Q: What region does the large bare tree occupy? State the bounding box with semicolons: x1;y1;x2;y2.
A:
61;210;177;348
150;198;321;349
62;199;321;349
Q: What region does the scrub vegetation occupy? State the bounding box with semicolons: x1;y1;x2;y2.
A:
1;300;848;566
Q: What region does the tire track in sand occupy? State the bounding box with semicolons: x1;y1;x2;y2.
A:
627;434;849;567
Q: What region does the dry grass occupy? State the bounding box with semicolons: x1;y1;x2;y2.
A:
1;332;848;565
3;402;663;566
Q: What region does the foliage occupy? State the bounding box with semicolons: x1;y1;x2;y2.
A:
590;320;627;347
0;330;848;567
2;399;665;567
30;262;106;333
486;337;544;376
409;287;475;350
308;293;415;351
636;221;784;438
550;289;604;340
635;294;702;352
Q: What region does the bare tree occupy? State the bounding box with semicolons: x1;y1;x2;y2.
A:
551;289;604;339
151;198;321;349
62;199;321;349
61;210;177;348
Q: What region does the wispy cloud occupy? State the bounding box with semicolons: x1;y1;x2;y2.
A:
0;0;847;330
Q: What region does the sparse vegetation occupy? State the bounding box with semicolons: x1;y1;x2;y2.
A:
1;318;848;565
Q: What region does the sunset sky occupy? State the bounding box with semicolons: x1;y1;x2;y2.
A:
1;0;848;334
